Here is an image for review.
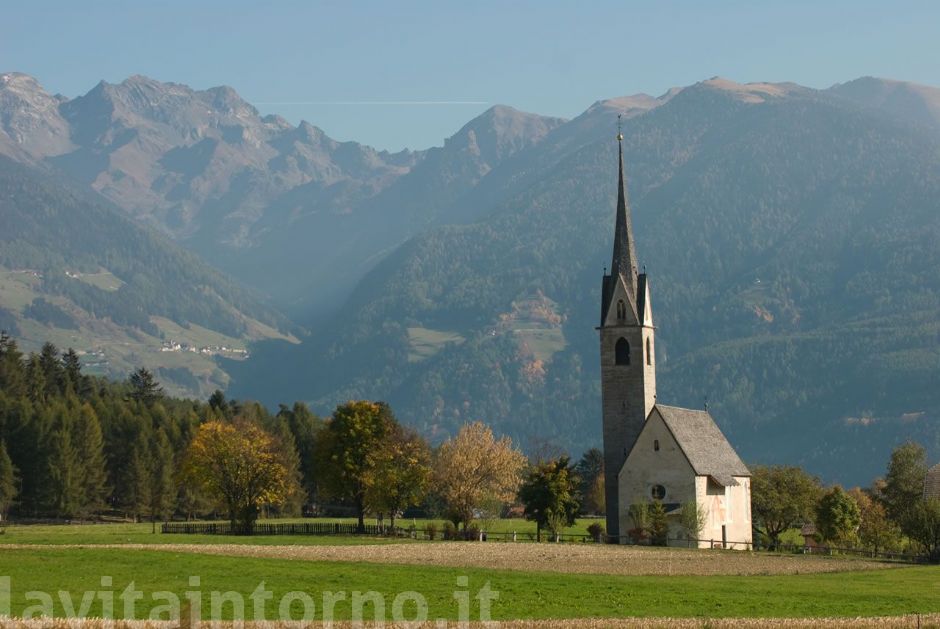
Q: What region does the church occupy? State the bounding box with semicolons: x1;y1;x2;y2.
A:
598;127;752;549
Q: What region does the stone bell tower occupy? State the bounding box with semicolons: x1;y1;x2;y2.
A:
598;125;656;539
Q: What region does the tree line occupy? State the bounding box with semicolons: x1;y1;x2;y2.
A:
3;334;937;556
746;442;940;558
0;335;605;536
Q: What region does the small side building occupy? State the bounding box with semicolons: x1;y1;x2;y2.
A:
618;405;752;549
924;462;940;499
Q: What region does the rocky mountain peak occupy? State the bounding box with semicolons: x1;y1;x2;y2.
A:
446;104;566;163
0;72;72;158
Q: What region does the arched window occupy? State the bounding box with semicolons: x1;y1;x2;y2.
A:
653;439;660;452
616;300;626;321
646;337;652;366
615;338;630;365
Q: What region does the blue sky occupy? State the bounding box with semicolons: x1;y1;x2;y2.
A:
4;0;938;151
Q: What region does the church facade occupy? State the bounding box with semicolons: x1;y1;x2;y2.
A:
598;129;752;548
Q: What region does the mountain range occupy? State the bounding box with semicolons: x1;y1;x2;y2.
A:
1;71;938;484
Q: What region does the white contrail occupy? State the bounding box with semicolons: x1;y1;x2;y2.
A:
254;100;489;106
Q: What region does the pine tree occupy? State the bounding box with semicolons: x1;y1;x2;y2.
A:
126;431;152;522
648;500;669;546
147;429;176;532
278;402;323;505
0;333;26;398
43;411;81;518
25;355;46;405
61;349;90;398
0;441;19;520
73;402;108;518
38;342;64;398
128;368;163;405
268;419;304;516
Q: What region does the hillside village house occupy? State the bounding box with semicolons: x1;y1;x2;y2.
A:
598;125;752;548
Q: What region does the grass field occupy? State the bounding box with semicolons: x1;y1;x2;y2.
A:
407;326;465;362
0;547;938;622
1;522;938;625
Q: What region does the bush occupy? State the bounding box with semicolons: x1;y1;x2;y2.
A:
442;521;457;540
464;524;481;541
649;501;669;546
627;527;648;544
425;522;438;540
587;522;605;542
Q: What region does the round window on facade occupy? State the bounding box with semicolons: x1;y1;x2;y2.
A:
651;484;666;500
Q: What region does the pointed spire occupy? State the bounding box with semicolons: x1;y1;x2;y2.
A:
611;116;639;304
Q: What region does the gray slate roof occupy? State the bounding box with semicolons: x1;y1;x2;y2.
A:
924;463;940;500
655;404;751;486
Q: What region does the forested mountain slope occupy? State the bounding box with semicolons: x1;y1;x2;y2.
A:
229;78;940;484
0;156;293;396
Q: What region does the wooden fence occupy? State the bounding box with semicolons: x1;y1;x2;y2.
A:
162;521;386;536
160;522;927;562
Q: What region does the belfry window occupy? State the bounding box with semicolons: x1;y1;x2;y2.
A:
615;338;630;365
616;300;626;321
646;337;652;366
653;439;660;451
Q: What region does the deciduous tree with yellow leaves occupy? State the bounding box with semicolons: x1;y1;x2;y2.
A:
182;419;294;533
363;423;431;531
433;421;526;530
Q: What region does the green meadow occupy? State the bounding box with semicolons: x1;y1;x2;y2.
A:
0;522;936;622
0;547;939;621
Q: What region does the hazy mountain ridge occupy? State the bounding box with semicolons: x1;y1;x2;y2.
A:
0;73;563;316
0;155;293;397
3;72;940;483
227;76;940;484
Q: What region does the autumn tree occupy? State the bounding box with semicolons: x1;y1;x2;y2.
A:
815;486;861;545
433;422;526;530
183;419;294;533
849;488;900;553
316;401;393;532
363;424;432;530
518;456;580;542
751;465;822;548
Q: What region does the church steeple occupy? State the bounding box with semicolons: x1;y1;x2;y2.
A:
611;122;639;304
598;117;656;539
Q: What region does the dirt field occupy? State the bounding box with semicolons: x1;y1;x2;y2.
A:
1;542;896;576
1;615;937;628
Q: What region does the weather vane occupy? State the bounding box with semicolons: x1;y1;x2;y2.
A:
617;113;623;141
